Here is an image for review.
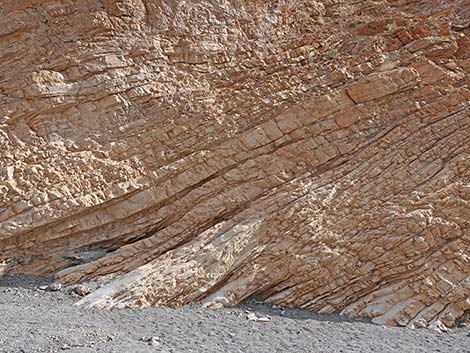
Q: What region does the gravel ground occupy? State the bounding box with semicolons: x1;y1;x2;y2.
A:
1;275;469;353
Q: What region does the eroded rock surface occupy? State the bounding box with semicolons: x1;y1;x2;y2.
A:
0;0;469;329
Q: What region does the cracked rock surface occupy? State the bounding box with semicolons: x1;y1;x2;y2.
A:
0;0;469;328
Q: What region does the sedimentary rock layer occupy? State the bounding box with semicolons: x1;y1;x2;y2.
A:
0;0;469;329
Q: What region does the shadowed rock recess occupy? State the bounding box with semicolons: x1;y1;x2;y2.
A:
0;0;469;329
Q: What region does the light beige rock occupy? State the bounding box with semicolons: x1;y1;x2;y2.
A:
0;0;469;328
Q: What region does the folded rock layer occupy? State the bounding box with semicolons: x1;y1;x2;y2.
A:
1;0;469;329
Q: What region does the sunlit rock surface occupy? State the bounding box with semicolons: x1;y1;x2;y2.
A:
0;0;469;329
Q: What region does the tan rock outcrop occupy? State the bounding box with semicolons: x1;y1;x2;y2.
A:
0;0;469;329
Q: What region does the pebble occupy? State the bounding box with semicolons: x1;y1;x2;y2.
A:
246;312;271;323
256;316;271;323
246;312;257;321
141;336;161;346
71;284;91;296
48;283;62;292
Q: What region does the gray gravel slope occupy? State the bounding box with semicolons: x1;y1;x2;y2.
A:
0;275;469;353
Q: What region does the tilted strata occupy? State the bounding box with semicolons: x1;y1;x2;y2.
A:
0;0;469;329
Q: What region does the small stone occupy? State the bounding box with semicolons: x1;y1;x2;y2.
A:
246;312;257;321
72;284;91;296
256;316;271;323
149;338;160;347
48;283;62;291
210;302;224;309
202;296;230;308
38;285;48;291
246;312;271;322
141;336;160;346
149;337;160;346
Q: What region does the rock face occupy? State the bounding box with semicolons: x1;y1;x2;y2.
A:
0;0;469;329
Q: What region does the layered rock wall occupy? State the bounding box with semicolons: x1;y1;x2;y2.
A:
1;0;469;329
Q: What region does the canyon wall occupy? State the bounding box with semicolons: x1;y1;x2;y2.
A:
0;0;469;329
